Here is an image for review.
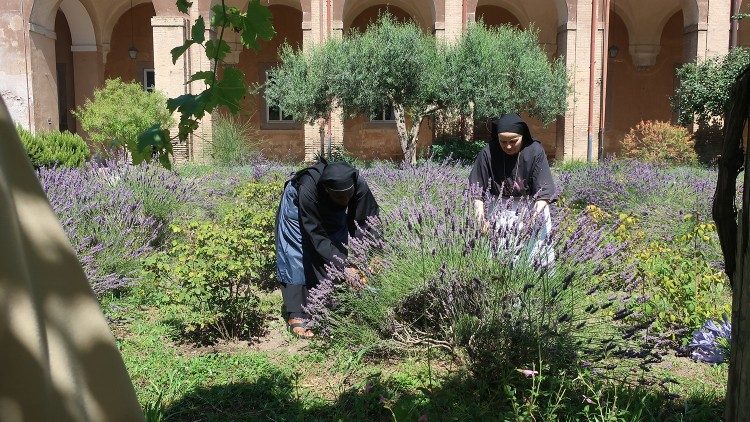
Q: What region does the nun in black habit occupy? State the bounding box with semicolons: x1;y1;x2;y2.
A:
468;113;557;266
275;160;379;338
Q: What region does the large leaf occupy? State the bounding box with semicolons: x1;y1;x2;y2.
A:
210;67;246;113
171;40;195;64
191;16;206;44
240;0;276;50
176;0;192;14
134;124;173;169
205;39;231;61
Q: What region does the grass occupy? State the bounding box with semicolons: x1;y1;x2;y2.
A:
104;286;727;421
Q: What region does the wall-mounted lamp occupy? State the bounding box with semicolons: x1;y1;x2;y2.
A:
128;0;137;60
608;45;619;58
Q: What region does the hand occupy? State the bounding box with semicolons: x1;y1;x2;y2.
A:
532;200;548;222
473;199;487;231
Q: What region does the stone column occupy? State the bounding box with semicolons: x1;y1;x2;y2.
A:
556;0;604;162
0;3;34;129
443;0;464;43
705;0;730;59
151;15;189;161
684;22;708;63
27;23;58;133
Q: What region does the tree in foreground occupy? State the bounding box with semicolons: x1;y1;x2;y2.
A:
267;16;568;164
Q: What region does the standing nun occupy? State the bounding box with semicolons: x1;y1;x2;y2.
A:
469;113;557;266
276;160;379;338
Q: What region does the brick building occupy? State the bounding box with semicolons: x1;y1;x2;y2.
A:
0;0;745;162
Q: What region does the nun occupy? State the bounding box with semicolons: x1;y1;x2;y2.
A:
469;113;557;267
275;160;379;338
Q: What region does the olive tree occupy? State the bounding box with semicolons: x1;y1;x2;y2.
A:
267;16;568;164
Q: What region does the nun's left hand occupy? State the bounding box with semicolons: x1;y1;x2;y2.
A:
532;200;548;223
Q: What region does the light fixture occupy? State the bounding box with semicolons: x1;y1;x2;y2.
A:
608;45;619;58
128;0;138;60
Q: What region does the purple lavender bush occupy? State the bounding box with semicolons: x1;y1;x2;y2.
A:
38;161;197;294
303;160;655;383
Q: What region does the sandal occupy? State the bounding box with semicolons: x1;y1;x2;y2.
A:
287;318;314;339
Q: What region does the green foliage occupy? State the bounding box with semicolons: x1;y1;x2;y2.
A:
266;40;343;125
621;120;698;166
672;48;750;125
626;218;730;335
444;22;568;122
73;78;173;156
209;113;262;166
142;179;282;342
267;16;568;164
16;126;90;168
429;138;485;163
163;0;275;147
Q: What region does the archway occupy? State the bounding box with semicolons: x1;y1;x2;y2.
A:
236;4;304;160
475;5;523;29
604;10;683;155
54;10;75;132
104;3;156;90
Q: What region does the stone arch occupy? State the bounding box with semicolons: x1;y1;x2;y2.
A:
342;0;435;33
335;0;441;30
104;2;156;87
58;0;97;49
101;0;156;46
475;0;529;28
466;0;570;26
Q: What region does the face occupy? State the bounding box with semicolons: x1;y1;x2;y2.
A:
498;132;523;155
325;186;355;206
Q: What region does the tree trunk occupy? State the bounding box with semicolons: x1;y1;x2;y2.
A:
464;101;475;142
714;66;750;421
393;103;419;165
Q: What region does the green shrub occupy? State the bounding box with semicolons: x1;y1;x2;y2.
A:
17;126;90;168
73;78;173;155
621;121;698;166
208;114;262;166
429;139;485;163
142;179;282;343
627;220;730;336
672;48;750;125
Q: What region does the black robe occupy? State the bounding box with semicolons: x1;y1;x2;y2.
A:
296;163;380;286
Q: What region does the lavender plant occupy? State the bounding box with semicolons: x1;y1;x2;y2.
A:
304;162;657;384
38;161;198;294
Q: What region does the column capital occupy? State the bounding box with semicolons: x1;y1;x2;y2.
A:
629;44;661;68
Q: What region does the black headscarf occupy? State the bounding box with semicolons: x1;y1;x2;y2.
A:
320;162;356;191
490;113;534;147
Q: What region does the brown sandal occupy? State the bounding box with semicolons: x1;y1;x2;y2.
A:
287;318;314;339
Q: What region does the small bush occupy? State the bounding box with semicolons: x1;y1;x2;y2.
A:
17;126;90;168
209;114;262;166
621;121;697;166
73;78;173;156
429;138;485;163
626;220;730;336
143;179;282;342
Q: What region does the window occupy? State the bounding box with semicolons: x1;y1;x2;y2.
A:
265;70;294;122
143;69;155;92
370;103;395;122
